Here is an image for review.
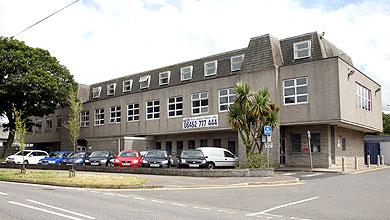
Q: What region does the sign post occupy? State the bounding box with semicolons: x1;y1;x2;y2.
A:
307;130;313;169
264;126;272;168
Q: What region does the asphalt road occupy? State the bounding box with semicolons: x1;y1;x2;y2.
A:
0;167;389;220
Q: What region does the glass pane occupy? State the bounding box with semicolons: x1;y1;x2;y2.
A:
147;108;153;113
177;110;183;115
201;99;208;106
147;114;152;119
297;50;309;58
155;101;159;105
154;113;159;118
154;106;159;112
296;42;309;49
169;104;175;110
296;86;307;95
297;95;308;102
169;111;175;117
228;95;236;103
147;102;152;106
220;89;227;96
193;108;200;114
296;78;307;85
201;107;208;113
193;101;200;107
284;88;295;96
192;94;199;100
284;80;294;87
169;98;174;103
285;97;295;104
129;110;133;115
135;103;139;108
220;105;228;111
177;97;183;102
220;97;228;104
134;109;139;114
200;92;208;98
134;116;139;120
176;103;183;109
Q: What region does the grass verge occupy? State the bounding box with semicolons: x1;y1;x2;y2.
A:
0;169;149;189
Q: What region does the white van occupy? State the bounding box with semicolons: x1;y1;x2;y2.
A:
196;147;239;169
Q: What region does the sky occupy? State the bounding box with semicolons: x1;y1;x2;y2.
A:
0;0;389;112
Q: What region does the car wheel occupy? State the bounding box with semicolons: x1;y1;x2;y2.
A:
23;160;29;165
207;162;215;170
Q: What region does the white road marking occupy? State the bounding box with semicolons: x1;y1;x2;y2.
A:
217;210;235;214
116;194;129;198
8;201;84;220
301;173;323;178
133;197;146;201
246;197;319;216
89;191;100;194
282;173;296;176
170;202;187;207
151;200;165;204
103;192;115;196
291;217;310;220
201;207;211;210
0;192;8;196
26;199;95;219
192;206;202;209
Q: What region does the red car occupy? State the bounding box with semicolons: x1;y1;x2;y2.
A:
113;150;142;167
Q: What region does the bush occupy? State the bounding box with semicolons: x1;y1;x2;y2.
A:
247;153;269;168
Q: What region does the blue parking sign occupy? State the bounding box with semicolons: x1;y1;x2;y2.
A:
264;126;272;136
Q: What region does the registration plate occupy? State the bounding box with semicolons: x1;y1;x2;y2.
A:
91;162;99;166
189;164;199;168
150;164;160;167
122;162;130;166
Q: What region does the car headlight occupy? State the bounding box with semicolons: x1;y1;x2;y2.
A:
75;158;83;163
181;159;186;163
114;159;120;163
161;160;168;164
201;160;207;164
101;159;107;163
142;160;148;163
133;160;139;164
85;159;90;163
49;161;56;164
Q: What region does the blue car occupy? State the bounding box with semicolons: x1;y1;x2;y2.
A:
62;152;89;166
38;151;72;165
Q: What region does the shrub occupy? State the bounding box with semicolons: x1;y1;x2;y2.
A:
247;153;269;168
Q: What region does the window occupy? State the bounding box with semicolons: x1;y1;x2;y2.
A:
123;80;133;92
356;83;371;111
146;100;160;120
36;119;42;133
46;118;52;131
155;142;161;149
293;40;311;59
342;138;346;151
110;106;121;123
92;87;102;98
200;139;208;147
224;151;234;158
107;83;116;96
177;141;183;155
94;108;104;126
127;103;139;121
166;141;172;155
291;134;301;152
231;55;244;71
159;71;171;86
188;140;195;149
204;60;217;77
192;92;208;115
181;66;193;81
168;96;183;117
219;88;236;112
80;111;90;127
213;139;221;147
311;133;321;152
139;75;151;89
56;116;61;128
228;140;236;155
283;77;308;105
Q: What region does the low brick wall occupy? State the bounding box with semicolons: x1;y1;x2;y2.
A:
0;163;274;177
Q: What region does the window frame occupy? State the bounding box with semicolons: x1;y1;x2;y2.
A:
219;88;236;112
139;75;151;89
127;103;140;122
191;92;209;115
293;40;311;59
159;71;171;86
94;108;105;126
46;117;53;131
167;96;183;118
310;133;321;153
146;100;160;120
56;115;62;128
123;79;133;93
109;106;121;124
231;54;245;71
92;87;102;99
80;111;90;127
283;77;309;106
204;60;218;77
356;83;372;112
291;134;301;153
107;83;116;96
180;66;193;81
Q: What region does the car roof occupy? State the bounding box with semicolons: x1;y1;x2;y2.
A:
120;150;139;153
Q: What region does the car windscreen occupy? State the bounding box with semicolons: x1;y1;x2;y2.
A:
48;152;62;158
146;151;167;158
90;151;109;158
15;151;31;156
68;152;85;158
181;150;204;158
119;152;139;157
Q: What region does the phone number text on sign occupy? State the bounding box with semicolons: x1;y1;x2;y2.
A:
183;115;218;129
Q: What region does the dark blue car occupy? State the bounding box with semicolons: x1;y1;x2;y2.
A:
38;151;72;165
63;152;89;165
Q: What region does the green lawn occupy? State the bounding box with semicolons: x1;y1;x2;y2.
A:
0;169;149;189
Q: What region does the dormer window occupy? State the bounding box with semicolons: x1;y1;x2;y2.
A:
181;66;193;81
139;75;151;89
107;83;116;96
159;71;171;86
123;79;133;92
92;87;102;99
204;60;217;77
231;55;244;71
293;40;311;59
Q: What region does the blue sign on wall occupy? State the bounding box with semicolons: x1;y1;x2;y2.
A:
264;126;272;136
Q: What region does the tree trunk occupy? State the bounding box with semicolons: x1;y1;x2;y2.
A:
1;131;15;158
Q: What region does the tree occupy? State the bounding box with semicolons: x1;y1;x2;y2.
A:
13;106;27;174
65;89;83;177
227;83;279;157
0;37;77;158
383;112;390;134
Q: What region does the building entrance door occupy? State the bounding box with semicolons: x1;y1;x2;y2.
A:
280;137;286;165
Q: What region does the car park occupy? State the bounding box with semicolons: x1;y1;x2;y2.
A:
5;150;49;165
113;150;142;167
85;151;115;166
197;147;239;169
63;152;89;165
38;151;72;165
178;149;207;168
142;150;171;168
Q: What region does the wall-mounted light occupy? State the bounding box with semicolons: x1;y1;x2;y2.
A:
375;88;381;94
347;69;355;79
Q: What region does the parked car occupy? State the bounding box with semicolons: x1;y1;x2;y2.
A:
197;147;239;169
113;150;142;167
62;152;90;165
38;151;72;165
85;151;115;166
169;153;180;167
178;149;207;168
142;150;171;168
5;150;49;165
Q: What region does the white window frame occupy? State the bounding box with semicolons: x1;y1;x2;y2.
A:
293;40;311;59
167;96;183;118
231;55;245;71
123;79;133;93
356;83;372;111
94;108;104;126
107;83;116;96
139;75;151;89
109;106;121;124
191;92;209;115
283;77;309;106
159;71;171;86
127;103;140;122
80;111;90;127
219;88;236;112
92;87;102;99
146;100;160;120
181;66;193;81
204;60;218;77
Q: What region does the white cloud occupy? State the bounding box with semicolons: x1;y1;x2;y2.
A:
0;0;389;108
